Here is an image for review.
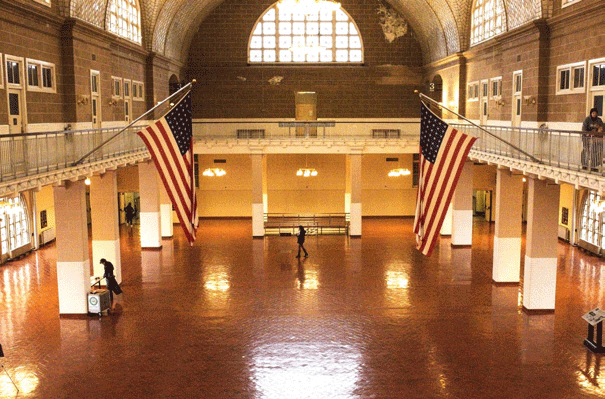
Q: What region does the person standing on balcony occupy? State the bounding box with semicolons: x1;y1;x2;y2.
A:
582;108;604;170
296;225;309;258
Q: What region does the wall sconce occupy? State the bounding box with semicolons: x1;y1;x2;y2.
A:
77;95;89;105
523;95;536;105
495;98;505;106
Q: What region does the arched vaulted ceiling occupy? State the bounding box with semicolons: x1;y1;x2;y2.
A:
62;0;547;65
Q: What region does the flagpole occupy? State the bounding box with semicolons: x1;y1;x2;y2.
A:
419;93;541;163
73;80;196;166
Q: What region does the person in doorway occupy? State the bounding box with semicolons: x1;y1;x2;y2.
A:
100;258;118;304
124;202;135;227
296;225;309;258
581;108;604;170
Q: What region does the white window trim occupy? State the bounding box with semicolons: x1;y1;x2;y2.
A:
556;61;586;95
90;70;100;95
480;79;489;98
32;0;51;7
26;58;56;93
132;80;144;101
513;70;523;95
588;57;605;92
111;76;122;99
467;81;479;101
562;0;582;9
5;55;25;89
0;54;3;89
490;76;502;99
123;78;132;99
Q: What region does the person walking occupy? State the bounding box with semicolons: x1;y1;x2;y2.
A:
581;107;604;170
100;258;119;304
124;202;136;227
296;225;309;258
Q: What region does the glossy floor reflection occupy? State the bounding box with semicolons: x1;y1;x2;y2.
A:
0;218;604;398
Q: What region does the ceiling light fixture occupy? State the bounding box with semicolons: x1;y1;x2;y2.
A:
202;168;226;177
296;167;318;177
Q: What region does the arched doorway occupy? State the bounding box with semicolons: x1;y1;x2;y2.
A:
169;74;181;95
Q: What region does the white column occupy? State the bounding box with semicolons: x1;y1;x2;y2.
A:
160;184;173;238
492;170;523;283
523;178;560;311
54;181;90;315
451;161;473;246
139;162;162;248
349;154;362;237
251;154;265;238
90;171;122;283
440;203;453;236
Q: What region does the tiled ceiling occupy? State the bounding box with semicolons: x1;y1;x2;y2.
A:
62;0;546;65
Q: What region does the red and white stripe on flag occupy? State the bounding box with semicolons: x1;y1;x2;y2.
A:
414;104;476;256
137;98;198;245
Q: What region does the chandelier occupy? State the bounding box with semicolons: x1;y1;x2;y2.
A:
277;0;341;15
297;168;318;177
388;168;411;177
202;168;226;177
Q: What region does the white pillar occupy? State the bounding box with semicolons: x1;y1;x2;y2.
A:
440;203;453;236
90;171;122;283
523;178;560;311
451;161;473;246
54;181;90;315
492;170;523;283
349;154;362;237
139;162;162;248
251;154;265;238
160;184;173;238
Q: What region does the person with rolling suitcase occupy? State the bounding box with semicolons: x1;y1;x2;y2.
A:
100;258;122;304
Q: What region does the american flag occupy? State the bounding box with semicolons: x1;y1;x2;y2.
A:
137;92;198;245
413;103;477;256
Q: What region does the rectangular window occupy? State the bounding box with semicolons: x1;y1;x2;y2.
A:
91;71;99;94
26;59;56;92
482;82;488;97
490;77;502;98
6;60;20;85
514;74;522;94
112;76;122;98
592;63;605;87
40;210;47;229
132;81;144;101
467;82;479;101
123;79;131;98
557;62;585;94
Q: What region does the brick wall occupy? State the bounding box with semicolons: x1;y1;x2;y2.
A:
186;0;424;119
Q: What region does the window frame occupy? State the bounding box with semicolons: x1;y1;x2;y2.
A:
470;0;506;46
490;76;502;99
5;55;25;89
247;4;364;65
123;78;131;99
132;80;144;101
107;0;142;44
556;61;585;95
32;0;51;6
26;58;56;93
467;81;479;102
562;0;581;9
588;57;605;92
112;76;123;99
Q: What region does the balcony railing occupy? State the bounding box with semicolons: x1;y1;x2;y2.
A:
0;126;147;183
452;123;601;173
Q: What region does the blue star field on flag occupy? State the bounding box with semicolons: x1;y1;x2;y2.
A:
165;93;192;156
420;104;448;164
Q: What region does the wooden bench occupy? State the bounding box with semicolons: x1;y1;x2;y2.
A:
264;214;349;235
372;129;401;138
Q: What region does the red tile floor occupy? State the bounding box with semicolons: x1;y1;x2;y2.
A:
0;218;604;398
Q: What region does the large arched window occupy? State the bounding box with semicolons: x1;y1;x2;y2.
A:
248;1;363;64
107;0;142;44
470;0;505;46
580;190;605;248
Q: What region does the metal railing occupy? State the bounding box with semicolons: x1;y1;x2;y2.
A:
0;126;147;183
193;120;420;140
264;213;350;235
452;123;602;173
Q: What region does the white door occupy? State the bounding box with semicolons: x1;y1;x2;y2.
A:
123;79;132;123
480;79;489;125
7;89;23;134
512;70;523;127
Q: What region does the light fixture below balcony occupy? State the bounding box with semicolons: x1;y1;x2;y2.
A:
277;0;341;15
296;168;318;177
203;168;226;177
388;168;411;177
